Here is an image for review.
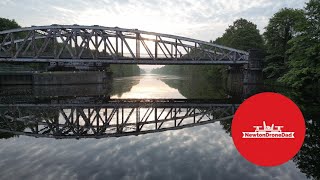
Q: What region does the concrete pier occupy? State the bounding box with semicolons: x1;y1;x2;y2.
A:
244;49;263;84
227;65;244;97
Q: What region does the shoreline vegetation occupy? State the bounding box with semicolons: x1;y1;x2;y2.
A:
109;64;141;78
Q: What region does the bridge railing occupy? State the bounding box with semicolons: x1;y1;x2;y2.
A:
0;25;248;65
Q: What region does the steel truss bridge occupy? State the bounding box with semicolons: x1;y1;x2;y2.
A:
0;99;238;139
0;25;249;68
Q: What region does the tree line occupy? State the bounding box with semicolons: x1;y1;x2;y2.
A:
152;0;319;90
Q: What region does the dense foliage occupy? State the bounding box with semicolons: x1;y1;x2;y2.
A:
0;18;20;42
263;1;320;90
215;18;264;51
0;18;20;32
278;1;320;89
109;64;141;77
263;8;305;79
151;64;226;80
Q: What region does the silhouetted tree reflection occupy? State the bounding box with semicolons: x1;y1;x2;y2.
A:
219;119;232;136
111;78;140;97
0;107;60;139
293;119;320;180
161;77;232;99
0;132;16;139
291;91;320;180
0;109;26;139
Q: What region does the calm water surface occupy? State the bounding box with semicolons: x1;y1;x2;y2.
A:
0;74;319;180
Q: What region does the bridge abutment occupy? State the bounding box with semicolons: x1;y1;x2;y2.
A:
227;65;244;96
244;49;263;84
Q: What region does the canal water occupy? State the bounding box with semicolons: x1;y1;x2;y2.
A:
0;73;319;180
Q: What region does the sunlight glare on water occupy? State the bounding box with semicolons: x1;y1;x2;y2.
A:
111;74;186;99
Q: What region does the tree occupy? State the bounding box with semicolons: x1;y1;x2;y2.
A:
278;0;320;89
0;17;20;32
215;18;264;51
0;18;20;42
263;8;305;79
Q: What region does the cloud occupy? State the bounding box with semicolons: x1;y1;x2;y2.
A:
0;122;307;180
0;0;308;41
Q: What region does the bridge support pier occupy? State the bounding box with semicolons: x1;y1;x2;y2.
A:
227;65;244;97
244;49;263;84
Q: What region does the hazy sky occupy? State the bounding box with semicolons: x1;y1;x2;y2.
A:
0;0;308;40
0;0;308;70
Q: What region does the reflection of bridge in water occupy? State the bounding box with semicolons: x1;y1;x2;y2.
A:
0;99;238;139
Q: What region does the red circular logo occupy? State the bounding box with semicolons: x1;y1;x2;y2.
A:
231;92;305;166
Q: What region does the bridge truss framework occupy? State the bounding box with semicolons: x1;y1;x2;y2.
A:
0;25;249;67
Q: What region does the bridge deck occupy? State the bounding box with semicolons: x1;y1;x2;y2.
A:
0;58;248;65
